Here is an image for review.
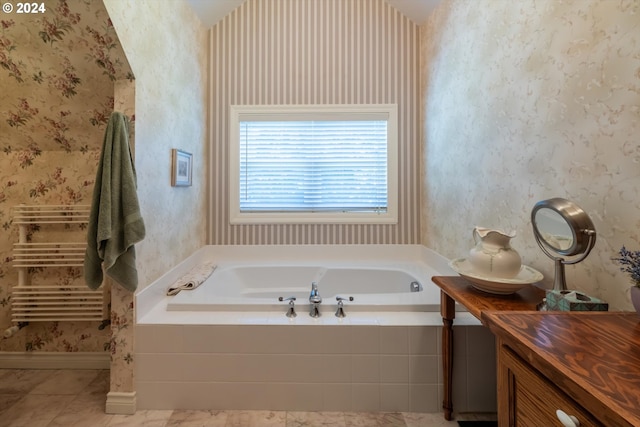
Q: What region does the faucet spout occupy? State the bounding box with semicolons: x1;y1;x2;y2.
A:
309;282;322;303
309;282;322;317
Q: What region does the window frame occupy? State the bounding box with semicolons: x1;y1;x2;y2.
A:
229;104;398;224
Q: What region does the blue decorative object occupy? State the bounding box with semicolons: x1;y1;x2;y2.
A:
545;290;608;311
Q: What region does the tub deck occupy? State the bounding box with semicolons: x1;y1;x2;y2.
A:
136;244;477;325
134;245;494;414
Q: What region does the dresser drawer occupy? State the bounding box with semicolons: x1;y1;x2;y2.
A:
500;344;602;427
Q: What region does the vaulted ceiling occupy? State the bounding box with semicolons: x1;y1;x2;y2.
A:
186;0;441;27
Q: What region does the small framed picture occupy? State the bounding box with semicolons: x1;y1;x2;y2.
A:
171;149;192;187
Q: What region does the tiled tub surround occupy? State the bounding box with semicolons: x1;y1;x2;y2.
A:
135;245;496;413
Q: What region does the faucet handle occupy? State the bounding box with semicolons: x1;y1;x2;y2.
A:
335;296;354;318
336;296;354;304
278;296;297;318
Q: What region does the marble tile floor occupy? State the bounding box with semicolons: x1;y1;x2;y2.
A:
0;369;495;427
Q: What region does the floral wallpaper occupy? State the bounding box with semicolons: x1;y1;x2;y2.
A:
421;0;640;310
0;0;131;355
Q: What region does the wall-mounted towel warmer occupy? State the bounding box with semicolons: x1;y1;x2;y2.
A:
7;205;110;329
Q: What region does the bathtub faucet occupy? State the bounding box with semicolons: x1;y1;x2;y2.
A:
309;281;322;317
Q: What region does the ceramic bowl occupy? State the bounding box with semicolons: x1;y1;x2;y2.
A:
449;258;543;295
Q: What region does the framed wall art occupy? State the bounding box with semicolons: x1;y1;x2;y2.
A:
171;149;193;187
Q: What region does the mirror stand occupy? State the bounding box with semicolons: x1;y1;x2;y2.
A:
537;231;596;291
552;258;567;291
531;198;597;291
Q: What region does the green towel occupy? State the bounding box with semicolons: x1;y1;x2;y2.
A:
84;112;145;292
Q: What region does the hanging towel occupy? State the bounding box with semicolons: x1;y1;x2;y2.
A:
166;261;217;296
84;112;145;292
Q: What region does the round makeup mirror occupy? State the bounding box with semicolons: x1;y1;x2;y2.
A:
531;198;596;291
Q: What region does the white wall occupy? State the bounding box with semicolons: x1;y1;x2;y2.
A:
421;0;640;310
102;0;208;398
104;0;209;289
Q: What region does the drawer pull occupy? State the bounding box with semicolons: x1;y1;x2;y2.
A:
556;409;580;426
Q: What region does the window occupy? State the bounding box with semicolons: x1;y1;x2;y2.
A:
229;104;398;224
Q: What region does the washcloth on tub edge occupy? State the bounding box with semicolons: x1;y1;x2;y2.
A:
167;261;217;296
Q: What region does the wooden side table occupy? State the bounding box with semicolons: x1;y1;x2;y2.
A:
431;276;545;421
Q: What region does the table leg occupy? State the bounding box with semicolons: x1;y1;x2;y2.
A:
441;290;456;421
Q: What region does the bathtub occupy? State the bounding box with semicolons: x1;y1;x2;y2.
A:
135;245;496;414
166;263;440;313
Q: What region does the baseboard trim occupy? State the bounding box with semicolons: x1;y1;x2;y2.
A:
0;351;110;369
106;391;137;414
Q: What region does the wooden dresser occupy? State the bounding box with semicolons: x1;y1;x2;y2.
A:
482;312;640;427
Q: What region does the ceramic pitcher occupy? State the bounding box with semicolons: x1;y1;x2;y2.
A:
468;227;522;278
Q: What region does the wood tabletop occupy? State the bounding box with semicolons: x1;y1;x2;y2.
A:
431;276;546;321
483;311;640;427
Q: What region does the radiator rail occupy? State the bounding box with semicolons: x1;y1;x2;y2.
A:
6;204;109;331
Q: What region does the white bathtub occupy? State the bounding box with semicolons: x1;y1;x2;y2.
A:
135;245;495;414
167;263;440;313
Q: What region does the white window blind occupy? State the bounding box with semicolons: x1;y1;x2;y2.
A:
239;120;388;213
230;104;398;224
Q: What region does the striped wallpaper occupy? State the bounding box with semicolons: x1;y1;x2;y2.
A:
208;0;420;245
